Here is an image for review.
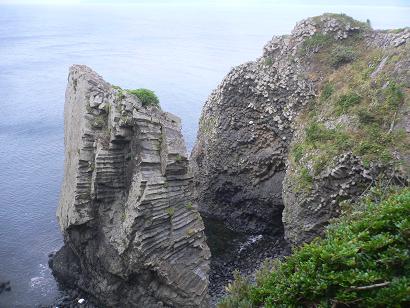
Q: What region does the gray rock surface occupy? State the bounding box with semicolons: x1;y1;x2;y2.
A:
282;153;405;245
190;14;364;234
191;21;318;234
191;14;409;243
52;65;210;308
282;25;410;245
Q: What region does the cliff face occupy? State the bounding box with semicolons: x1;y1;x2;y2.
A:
192;14;410;243
191;19;317;234
52;65;210;307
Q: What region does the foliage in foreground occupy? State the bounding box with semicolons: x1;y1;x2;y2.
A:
218;188;410;308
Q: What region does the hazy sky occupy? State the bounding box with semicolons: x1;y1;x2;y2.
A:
1;0;410;7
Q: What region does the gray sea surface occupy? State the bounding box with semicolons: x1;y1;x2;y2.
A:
0;2;409;307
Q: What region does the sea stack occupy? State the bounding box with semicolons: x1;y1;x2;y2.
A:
51;65;210;308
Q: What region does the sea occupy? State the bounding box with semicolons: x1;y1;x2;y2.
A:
0;2;409;307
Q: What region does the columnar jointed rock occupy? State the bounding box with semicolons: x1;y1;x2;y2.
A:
190;24;318;234
282;153;406;245
52;65;210;307
191;14;410;241
191;15;352;234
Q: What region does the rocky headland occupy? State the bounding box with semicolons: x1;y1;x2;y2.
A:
192;13;409;245
50;13;410;308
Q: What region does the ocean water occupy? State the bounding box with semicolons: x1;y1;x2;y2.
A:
0;3;409;307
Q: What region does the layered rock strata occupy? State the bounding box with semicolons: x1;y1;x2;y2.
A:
191;14;410;243
51;65;210;308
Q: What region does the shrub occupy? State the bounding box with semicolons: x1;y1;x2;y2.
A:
330;45;357;67
127;88;160;107
353;124;395;164
218;271;254;308
218;189;410;308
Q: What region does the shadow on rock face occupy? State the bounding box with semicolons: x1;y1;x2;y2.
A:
202;216;290;307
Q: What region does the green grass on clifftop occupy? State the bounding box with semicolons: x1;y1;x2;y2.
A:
113;85;160;107
218;188;410;308
127;88;160;107
290;34;410;188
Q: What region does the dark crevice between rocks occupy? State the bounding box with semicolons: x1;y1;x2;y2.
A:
202;204;290;307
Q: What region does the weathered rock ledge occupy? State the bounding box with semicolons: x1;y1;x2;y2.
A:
51;65;210;308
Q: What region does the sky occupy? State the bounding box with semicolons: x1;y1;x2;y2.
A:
1;0;410;7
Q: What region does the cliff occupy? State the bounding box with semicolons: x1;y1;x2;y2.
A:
191;14;410;244
51;65;210;307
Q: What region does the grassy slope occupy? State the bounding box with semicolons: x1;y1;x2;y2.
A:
290;21;410;192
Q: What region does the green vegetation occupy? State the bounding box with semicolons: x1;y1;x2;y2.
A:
300;14;370;57
290;43;409;177
296;166;313;192
218;188;410;308
312;13;371;30
92;115;107;129
319;82;334;102
390;28;407;34
301;33;332;55
292;144;305;162
335;92;361;114
127;88;160;107
112;85;160;107
166;207;175;217
297;122;352;175
186;202;193;210
330;45;357;68
175;154;183;162
264;57;273;66
186;228;196;236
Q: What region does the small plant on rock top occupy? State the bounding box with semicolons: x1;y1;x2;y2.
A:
127;88;160;107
